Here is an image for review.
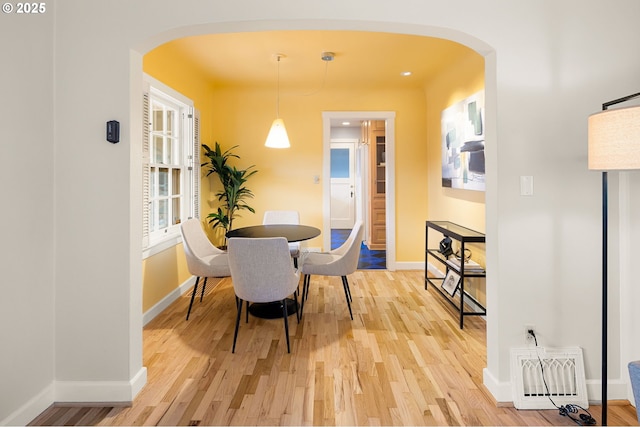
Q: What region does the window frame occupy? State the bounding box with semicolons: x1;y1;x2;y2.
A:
142;75;199;259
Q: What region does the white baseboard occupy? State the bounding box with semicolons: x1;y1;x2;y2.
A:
0;367;148;425
394;261;424;270
143;276;196;326
483;367;513;404
54;367;147;404
482;372;632;407
586;378;629;404
0;383;54;426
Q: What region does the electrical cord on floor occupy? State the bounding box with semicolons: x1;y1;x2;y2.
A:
530;331;596;426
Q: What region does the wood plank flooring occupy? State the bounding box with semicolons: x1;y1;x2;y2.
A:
29;270;638;426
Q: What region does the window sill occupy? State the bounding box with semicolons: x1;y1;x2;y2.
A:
143;233;182;259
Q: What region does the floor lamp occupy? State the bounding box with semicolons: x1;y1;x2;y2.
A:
587;92;640;426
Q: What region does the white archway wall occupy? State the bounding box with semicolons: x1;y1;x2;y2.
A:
4;1;640;424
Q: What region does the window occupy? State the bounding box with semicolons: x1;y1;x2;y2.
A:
143;75;199;257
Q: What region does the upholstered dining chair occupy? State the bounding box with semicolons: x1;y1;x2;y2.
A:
299;220;364;320
227;237;301;353
263;210;301;267
180;218;231;320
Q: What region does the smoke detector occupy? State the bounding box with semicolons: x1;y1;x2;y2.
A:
321;52;335;62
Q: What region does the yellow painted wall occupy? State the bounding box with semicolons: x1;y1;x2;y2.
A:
425;51;485;231
141;44;215;313
207;86;429;259
424;51;486;303
142;38;482;314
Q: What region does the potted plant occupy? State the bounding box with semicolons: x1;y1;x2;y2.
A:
202;142;258;246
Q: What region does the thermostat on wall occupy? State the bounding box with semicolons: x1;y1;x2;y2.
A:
106;120;120;143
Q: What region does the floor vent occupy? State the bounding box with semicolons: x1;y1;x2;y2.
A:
511;347;588;410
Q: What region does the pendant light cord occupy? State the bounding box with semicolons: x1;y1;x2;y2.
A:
297;59;329;97
276;55;281;118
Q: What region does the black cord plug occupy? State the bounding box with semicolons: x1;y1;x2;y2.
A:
579;413;596;425
559;404;596;426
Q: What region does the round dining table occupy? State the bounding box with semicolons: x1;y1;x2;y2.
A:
226;224;320;242
226;224;321;319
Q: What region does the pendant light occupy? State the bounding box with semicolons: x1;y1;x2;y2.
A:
265;54;290;148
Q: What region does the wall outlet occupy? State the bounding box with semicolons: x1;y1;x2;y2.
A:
525;325;536;343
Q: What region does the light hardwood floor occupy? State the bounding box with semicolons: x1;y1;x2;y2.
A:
29;270;638;426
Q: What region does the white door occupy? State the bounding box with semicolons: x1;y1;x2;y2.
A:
330;142;355;229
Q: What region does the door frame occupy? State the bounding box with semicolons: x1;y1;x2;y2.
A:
329;140;358;229
322;111;396;271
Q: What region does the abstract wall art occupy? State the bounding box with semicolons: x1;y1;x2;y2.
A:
441;90;485;191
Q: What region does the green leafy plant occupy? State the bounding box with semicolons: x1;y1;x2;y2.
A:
202;142;258;241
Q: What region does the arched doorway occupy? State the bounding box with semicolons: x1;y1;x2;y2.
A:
132;22;496;399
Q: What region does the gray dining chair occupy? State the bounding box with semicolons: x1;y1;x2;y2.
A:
227;237;301;353
263;210;301;267
299;220;364;320
180;218;231;320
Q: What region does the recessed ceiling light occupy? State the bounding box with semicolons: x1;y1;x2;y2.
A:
342;121;351;126
401;71;412;76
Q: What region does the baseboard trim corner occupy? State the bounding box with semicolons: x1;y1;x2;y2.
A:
483;367;513;405
0;383;54;426
54;366;148;404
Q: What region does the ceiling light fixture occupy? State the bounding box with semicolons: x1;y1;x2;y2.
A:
321;51;335;62
401;71;412;76
265;54;290;149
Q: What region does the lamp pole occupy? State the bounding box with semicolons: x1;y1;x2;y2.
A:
593;91;640;426
601;167;608;426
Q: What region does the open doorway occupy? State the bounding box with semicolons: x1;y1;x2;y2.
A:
322;111;396;271
328;137;385;269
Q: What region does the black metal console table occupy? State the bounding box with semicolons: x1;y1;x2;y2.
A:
425;221;486;328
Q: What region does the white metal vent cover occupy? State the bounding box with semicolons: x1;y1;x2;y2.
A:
511;347;588;410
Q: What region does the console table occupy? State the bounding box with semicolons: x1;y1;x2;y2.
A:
425;221;486;328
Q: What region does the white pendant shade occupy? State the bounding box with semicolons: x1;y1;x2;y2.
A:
265;118;290;148
588;105;640;170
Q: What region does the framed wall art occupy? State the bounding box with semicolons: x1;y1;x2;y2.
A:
441;90;485;191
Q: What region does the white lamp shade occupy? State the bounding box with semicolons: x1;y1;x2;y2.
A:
265;118;290;148
588;105;640;170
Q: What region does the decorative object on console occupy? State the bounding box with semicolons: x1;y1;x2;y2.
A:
442;269;460;296
438;236;453;258
587;91;640;426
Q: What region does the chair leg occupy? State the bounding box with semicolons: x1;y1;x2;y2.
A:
232;297;243;353
282;298;291;353
186;277;200;320
200;277;208;302
300;274;310;317
235;297;249;323
293;257;298;268
341;276;354;320
293;290;300;323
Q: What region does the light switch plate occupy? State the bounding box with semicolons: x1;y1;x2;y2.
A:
520;176;534;196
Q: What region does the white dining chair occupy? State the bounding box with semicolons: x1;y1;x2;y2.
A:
299;221;364;320
227;237;301;353
263;210;301;267
180;218;231;320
